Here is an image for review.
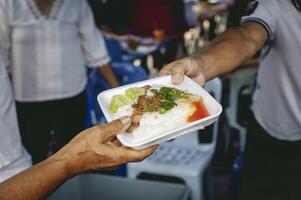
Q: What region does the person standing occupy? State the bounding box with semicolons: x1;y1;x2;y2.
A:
0;50;32;183
160;0;301;199
0;0;119;164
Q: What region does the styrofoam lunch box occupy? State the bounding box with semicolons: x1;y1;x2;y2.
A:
97;75;223;150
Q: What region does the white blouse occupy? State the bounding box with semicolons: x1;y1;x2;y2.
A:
0;50;23;168
0;0;111;102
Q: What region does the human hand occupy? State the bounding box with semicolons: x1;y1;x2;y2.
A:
51;116;157;176
159;57;207;86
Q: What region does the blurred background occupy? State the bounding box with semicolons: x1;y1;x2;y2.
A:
1;0;262;200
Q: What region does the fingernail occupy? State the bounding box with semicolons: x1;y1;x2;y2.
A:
119;116;131;125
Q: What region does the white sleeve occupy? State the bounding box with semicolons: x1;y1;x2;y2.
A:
78;0;111;68
241;0;280;41
0;0;11;68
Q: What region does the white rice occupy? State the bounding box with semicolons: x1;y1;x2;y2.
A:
113;100;195;143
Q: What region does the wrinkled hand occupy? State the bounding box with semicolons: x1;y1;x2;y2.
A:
159;57;206;86
51;116;157;176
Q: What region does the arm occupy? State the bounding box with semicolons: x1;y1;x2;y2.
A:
0;117;157;200
78;0;120;87
160;21;268;85
0;158;70;200
200;22;267;80
98;64;119;88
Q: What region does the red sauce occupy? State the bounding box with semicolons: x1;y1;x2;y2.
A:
187;100;209;122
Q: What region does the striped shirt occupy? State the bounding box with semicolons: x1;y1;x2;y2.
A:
0;0;111;102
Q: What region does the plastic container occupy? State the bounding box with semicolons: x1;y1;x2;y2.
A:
98;75;222;150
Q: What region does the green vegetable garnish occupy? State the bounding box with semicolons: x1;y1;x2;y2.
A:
125;87;146;100
110;87;145;113
110;95;132;113
157;87;191;114
159;87;191;101
109;86;192;114
158;101;177;114
150;89;159;94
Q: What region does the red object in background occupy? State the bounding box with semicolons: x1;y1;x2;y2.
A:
187;100;210;122
153;29;165;42
129;0;186;37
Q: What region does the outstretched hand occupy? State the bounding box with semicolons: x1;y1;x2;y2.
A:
159;57;207;86
52;116;158;175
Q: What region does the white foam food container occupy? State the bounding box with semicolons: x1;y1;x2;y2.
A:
97;75;223;150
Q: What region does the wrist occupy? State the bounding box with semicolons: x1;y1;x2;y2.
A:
49;151;81;178
198;54;215;81
42;156;74;180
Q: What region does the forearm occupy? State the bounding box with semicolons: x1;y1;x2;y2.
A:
0;118;155;200
199;24;266;81
98;64;119;88
0;158;71;200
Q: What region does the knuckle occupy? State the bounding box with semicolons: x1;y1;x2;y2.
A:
103;120;123;134
112;119;123;128
111;119;123;130
172;70;183;75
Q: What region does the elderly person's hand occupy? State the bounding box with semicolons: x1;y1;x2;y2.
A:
51;116;157;176
159;56;207;86
0;116;157;200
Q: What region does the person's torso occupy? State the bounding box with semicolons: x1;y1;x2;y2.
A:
8;0;87;102
0;51;23;167
253;0;301;141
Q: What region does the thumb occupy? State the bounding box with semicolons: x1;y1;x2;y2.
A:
98;116;131;141
160;60;187;85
